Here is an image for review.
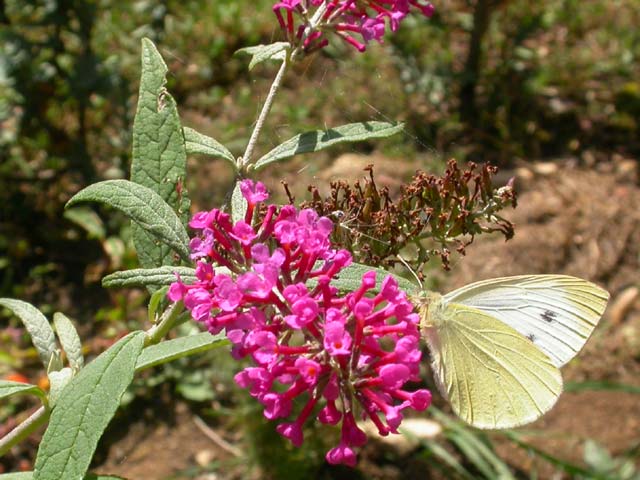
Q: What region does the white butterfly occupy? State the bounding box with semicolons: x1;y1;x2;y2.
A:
416;275;609;429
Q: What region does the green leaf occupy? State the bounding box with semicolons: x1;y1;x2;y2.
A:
565;381;640;394
135;332;228;372
102;266;197;288
176;375;215;402
584;439;616;472
66;180;190;263
63;207;106;240
235;42;289;71
431;409;514;480
131;38;191;268
254;121;404;170
183;127;236;166
418;438;475;480
46;351;63;375
103;237;126;268
34;332;145;480
84;475;128;480
503;430;593;477
0;299;56;369
0;474;127;480
448;428;514;479
231;180;247;224
148;286;170;324
47;367;73;407
0;380;46;401
53;313;84;371
328;263;418;294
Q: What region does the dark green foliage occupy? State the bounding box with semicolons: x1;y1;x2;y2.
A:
389;0;640;162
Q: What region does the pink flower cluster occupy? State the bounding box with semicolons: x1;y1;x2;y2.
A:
168;180;431;466
273;0;435;53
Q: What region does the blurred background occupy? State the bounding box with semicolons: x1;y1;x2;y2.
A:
1;0;639;478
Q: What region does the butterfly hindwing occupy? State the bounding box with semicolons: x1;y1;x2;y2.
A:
423;301;563;429
443;275;609;367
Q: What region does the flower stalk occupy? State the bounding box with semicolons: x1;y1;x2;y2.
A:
241;51;294;169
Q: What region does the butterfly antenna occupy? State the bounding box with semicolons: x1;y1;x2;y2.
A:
396;254;422;288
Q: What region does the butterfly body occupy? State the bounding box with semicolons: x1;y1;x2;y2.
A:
416;275;609;429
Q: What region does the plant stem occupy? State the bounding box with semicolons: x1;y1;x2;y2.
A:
0;406;50;457
240;2;329;170
240;52;291;169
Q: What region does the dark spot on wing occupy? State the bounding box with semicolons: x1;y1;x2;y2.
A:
526;333;536;342
541;310;557;323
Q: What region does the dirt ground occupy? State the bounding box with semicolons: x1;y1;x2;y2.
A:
95;157;640;479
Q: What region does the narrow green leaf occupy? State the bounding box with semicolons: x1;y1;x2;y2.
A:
34;332;145;480
53;313;84;371
103;237;126;267
565;381;640;394
66;180;190;262
0;474;127;480
148;286;170;324
183;127;236;166
131;38;191;268
135;332;229;372
231;180;247;224
85;475;128;480
430;408;515;479
503;430;593;477
447;431;497;479
584;439;615;472
254;121;404;170
235;42;289;71
419;439;475;480
448;428;514;479
0;380;46;401
328;263;418;294
46;351;63;375
102;266;197;288
63;207;106;240
0;299;56;369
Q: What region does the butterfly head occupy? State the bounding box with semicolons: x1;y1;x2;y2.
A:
411;290;444;332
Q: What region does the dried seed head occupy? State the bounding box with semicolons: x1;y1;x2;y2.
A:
297;159;517;272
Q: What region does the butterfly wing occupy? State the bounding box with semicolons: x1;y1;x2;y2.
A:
443;275;609;367
424;301;563;429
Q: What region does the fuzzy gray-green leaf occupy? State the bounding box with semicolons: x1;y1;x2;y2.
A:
102;266;198;288
63;207;106;240
236;42;289;71
254;121;404;170
53;313;84;371
34;331;145;480
66;180;190;262
329;263;417;294
135;332;229;372
0;299;56;369
0;473;127;480
231;180;247;224
131;38;190;268
47;367;73;407
183;127;236;166
0;380;46;402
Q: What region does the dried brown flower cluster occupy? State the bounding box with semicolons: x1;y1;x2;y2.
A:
286;159;516;272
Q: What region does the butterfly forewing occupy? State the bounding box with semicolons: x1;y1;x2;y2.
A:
443;275;609;367
424;301;563;429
